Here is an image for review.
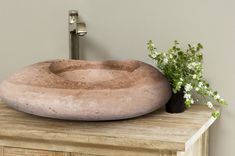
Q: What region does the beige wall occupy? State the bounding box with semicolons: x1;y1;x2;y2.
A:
0;0;234;155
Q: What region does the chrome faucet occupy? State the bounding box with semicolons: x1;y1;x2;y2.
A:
69;10;87;59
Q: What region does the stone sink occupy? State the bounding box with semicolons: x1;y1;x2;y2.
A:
0;59;171;121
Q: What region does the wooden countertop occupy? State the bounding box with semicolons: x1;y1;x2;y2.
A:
0;101;216;153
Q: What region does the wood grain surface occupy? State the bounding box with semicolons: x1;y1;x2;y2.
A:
2;147;69;156
0;100;216;155
177;130;209;156
0;146;3;156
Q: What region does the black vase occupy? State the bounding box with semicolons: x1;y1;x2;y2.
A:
165;89;186;113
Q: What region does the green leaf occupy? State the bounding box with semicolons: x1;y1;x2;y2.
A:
212;111;220;118
174;40;179;45
197;43;203;49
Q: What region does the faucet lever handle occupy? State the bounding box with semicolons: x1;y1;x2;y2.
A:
77;22;87;36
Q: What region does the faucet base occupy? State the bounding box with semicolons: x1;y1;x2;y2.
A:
70;32;80;59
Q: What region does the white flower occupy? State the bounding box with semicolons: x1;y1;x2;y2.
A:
175;43;180;48
193;74;197;79
187;64;193;69
150;52;157;58
180;78;184;81
184;93;191;99
207;101;213;109
214;94;220;100
191;99;194;104
163;58;168;64
207;90;213;96
187;62;197;69
169;54;173;59
195;87;200;91
185;83;193;91
178;81;182;86
198;82;203;88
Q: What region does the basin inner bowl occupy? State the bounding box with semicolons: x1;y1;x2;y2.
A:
49;60;140;83
57;69;129;82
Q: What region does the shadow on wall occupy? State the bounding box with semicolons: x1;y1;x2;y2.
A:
80;36;113;60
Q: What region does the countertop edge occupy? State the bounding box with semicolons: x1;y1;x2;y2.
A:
185;114;217;151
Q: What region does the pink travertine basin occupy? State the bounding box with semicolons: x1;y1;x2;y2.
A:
0;59;171;121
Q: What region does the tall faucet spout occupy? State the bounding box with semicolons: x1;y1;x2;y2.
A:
69;10;87;59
